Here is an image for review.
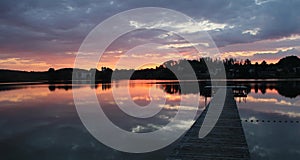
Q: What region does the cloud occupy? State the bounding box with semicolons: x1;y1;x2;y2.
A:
1;0;299;53
242;28;261;36
0;57;51;70
220;47;300;63
255;0;276;5
0;0;300;70
129;19;230;34
249;48;300;62
157;43;201;49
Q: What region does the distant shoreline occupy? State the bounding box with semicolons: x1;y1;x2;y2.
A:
1;55;300;82
1;78;300;85
1;79;300;98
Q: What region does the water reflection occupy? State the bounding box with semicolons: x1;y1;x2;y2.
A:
159;80;300;98
1;80;299;99
0;80;300;159
47;83;112;91
0;80;205;160
236;81;300;160
229;80;300;98
96;81;203;134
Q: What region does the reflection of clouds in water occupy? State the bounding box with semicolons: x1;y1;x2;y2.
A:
251;145;268;159
243;122;300;160
239;94;300;119
246;96;297;106
163;120;194;132
165;94;181;101
240;88;300;159
110;85;202;111
131;123;162;133
273;110;300;118
239;94;300;117
132;96;152;101
247;96;277;103
294;99;300;106
158;114;171;120
114;97;129;101
115;95;162;105
247;116;259;124
0;81;201;158
132;125;151;133
95;81;204;137
291;149;300;155
275;100;293;106
1;81;299;158
131;120;194;133
160;104;198;111
0;87;50;102
160;104;178;110
249;116;257;120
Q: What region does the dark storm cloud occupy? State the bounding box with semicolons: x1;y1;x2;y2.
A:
0;0;122;56
257;0;300;39
0;0;299;57
205;0;300;47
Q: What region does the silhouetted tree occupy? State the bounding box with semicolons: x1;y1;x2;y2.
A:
244;59;251;66
261;60;267;66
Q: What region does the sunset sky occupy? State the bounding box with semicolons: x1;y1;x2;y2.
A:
0;0;300;71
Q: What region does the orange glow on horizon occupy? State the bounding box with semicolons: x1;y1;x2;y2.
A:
0;49;296;71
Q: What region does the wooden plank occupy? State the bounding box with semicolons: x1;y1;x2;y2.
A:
168;88;250;160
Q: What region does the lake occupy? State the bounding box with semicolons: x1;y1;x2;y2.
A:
0;80;299;160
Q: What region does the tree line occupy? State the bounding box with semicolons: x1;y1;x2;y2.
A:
0;55;299;82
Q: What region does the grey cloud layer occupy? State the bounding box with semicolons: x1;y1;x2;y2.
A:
0;0;299;57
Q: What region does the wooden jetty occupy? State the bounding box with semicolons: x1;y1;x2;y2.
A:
168;88;250;160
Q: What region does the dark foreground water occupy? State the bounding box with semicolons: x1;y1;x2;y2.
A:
0;80;299;160
237;81;300;160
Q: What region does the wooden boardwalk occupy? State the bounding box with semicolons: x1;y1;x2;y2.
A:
168;88;250;160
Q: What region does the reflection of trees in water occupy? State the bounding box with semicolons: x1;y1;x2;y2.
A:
159;81;300;98
275;81;300;98
160;84;180;94
233;81;300;98
245;81;300;98
48;85;55;91
254;84;259;93
260;83;267;94
47;82;112;92
159;82;213;96
3;81;299;98
101;83;111;91
48;85;73;91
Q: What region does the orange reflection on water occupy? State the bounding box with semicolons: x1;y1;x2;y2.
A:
94;80;205;112
251;88;279;95
0;81;206;115
0;84;90;109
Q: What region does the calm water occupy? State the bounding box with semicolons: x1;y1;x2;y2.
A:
237;81;300;160
0;80;299;160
